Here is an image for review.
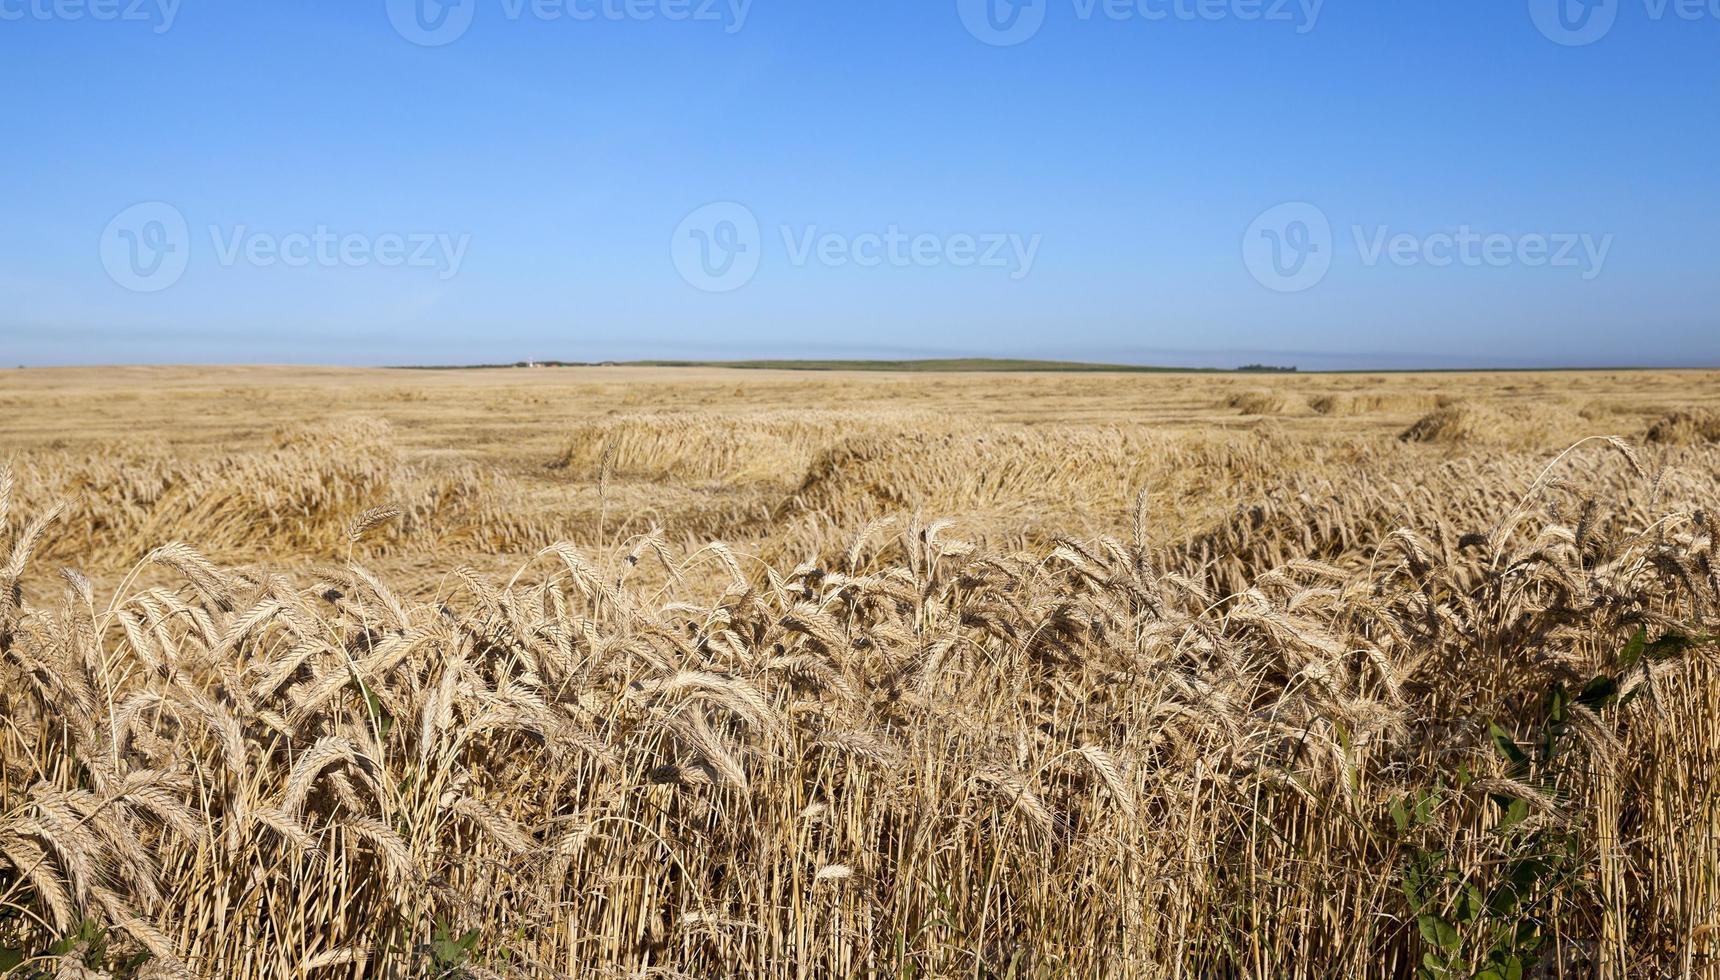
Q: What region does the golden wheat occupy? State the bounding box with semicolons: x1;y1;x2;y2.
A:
1;367;1718;977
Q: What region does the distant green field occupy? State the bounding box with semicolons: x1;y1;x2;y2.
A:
402;358;1232;373
401;358;1677;375
627;358;1221;373
409;358;1283;373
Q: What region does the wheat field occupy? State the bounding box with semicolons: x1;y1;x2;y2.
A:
2;365;1719;978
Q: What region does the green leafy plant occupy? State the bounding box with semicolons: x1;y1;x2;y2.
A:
1392;675;1608;979
424;919;481;979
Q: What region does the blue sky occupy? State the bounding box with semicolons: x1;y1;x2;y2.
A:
2;0;1717;369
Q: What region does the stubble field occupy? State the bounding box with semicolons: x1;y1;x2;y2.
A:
1;365;1718;978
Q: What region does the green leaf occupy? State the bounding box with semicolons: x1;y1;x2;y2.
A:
1418;914;1460;953
429;919;474;971
1482;956;1526;980
1577;675;1619;709
0;947;25;972
48;917;103;959
431;939;464;966
1487;790;1527;823
1415;789;1437;825
353;677;396;739
1545;685;1568;724
1402;864;1427;909
1647;632;1693;662
1506;858;1546;893
1620;626;1648;667
1391;796;1409;835
1455;883;1484;924
1512;920;1544;949
1542;685;1569;761
1489;722;1528;769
